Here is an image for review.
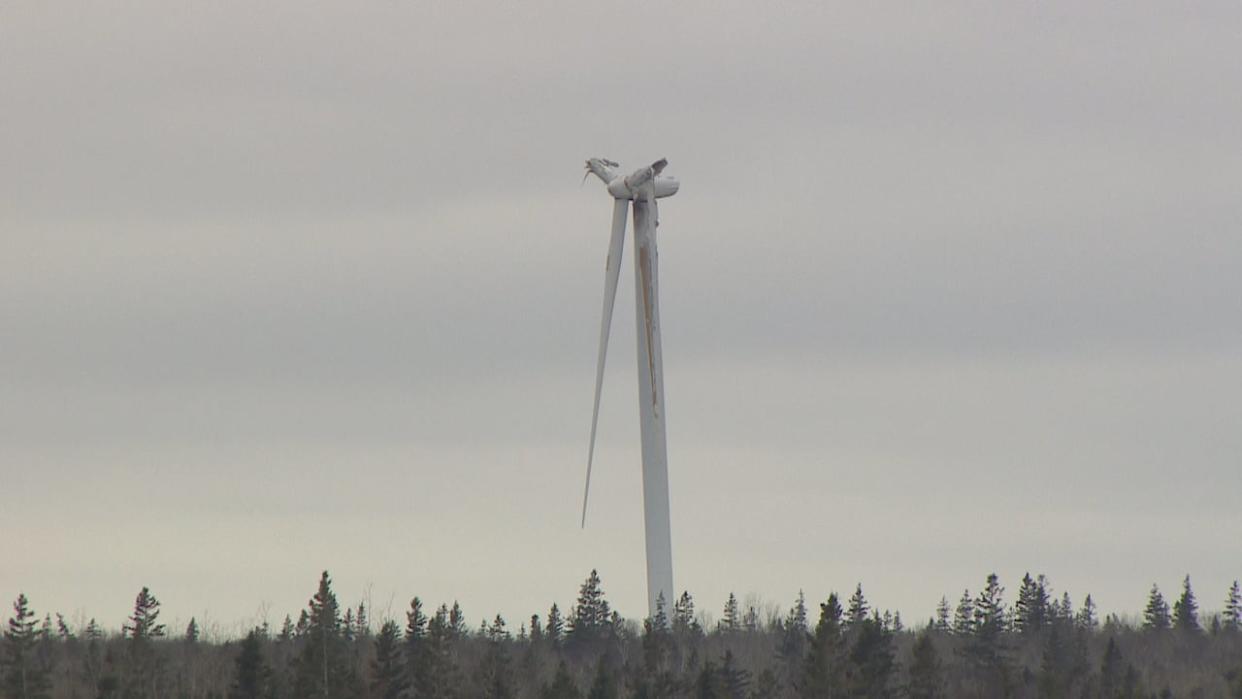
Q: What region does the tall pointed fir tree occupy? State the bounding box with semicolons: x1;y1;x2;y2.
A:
720;593;740;633
1013;573;1049;635
294;571;357;698
4;594;52;699
230;628;271;699
1171;575;1200;633
124;586;167;699
801;593;847;697
674;591;702;637
1224;580;1242;632
779;590;808;662
846;584;870;631
934;597;951;633
546;604;564;647
849;615;896;696
964;574;1009;696
1143;584;1171;631
371;619;405;699
568;570;611;645
1075;594;1098;630
952;590;974;636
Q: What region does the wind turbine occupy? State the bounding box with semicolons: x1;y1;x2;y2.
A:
580;156;680;619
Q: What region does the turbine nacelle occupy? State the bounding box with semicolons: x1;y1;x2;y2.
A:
586;157;680;200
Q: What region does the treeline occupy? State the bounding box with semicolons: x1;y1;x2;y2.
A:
4;570;1242;698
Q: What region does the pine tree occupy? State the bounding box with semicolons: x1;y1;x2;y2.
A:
849;616;896;696
229;628;271;699
1076;594;1098;630
674;591;702;636
1098;636;1128;699
934;597;951;633
546;603;564;646
963;574;1009;696
4;593;52;699
1224;580;1241;632
845;584;869;630
448;602;466;639
720;593;740;633
124;586;166;699
802;593;847;697
1143;584;1171;631
294;571;355;698
952;589;974;636
185;617;200;644
1172;575;1200;633
55;614;73;641
906;632;944;699
529;614;543;643
125;587;166;641
1014;573;1049;634
420;604;458;699
568;570;611;644
371;619;405;699
779;590;808;661
640;611;676;699
479;615;514;699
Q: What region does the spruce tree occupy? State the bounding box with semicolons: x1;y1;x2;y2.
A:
420;604;458;699
934;597;951;633
546;603;564;646
963;574;1009;696
230;628;271;699
1076;594;1098;630
448;602;466;639
529;614;543;643
802;593;847;697
720;593;740;633
124;586;166;699
674;591;702;637
1014;573;1049;634
952;590;974;636
185;618;200;644
779;590;808;661
1171;575;1200;633
371;619;405;699
4;593;52;699
568;570;611;644
845;584;869;630
1224;580;1241;632
849;616;896;696
1143;584;1171;631
294;571;354;698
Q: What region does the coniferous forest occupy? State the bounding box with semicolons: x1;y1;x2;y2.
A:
5;571;1242;699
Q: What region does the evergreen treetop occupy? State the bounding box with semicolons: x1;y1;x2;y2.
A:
1172;575;1200;633
1143;584;1171;631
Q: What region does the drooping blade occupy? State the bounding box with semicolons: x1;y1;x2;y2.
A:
582;197;629;528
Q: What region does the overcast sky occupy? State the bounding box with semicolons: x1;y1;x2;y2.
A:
3;2;1240;636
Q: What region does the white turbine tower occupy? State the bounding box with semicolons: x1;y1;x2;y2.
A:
580;156;680;619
